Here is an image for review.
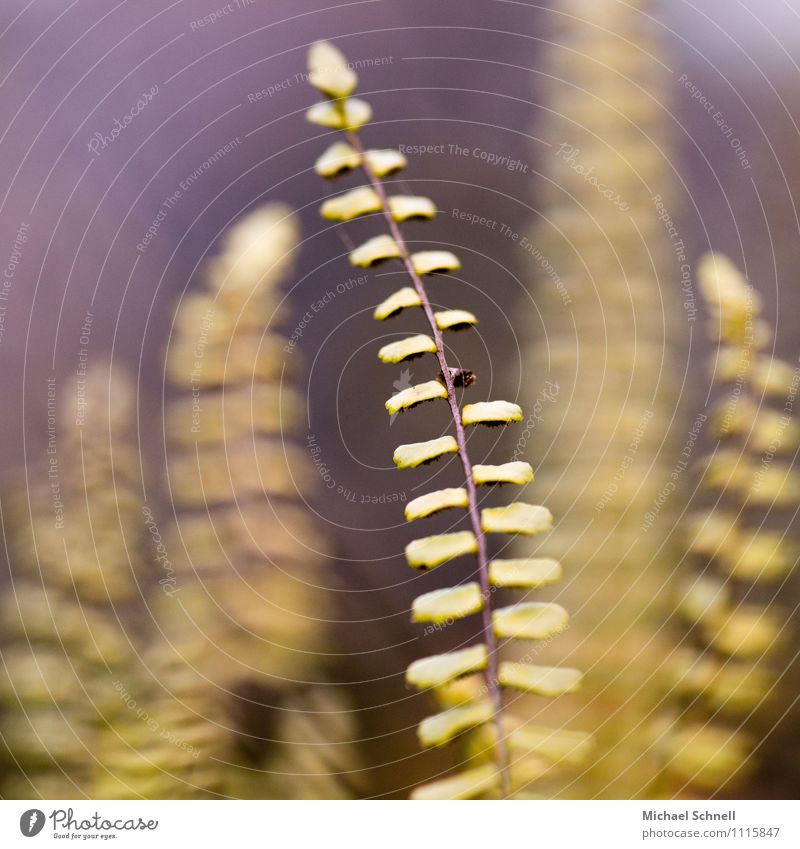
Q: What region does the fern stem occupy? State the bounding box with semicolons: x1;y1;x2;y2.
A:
345;129;512;798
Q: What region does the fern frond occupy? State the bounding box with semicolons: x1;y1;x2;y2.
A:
307;40;586;798
512;0;685;799
0;364;146;798
150;203;362;798
660;253;799;795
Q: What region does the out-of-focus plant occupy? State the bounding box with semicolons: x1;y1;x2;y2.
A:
1;207;363;800
659;254;799;795
513;0;683;798
306;40;589;799
155;202;360;799
0;364;146;798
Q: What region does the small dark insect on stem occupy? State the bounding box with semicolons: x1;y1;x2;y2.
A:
345;129;512;799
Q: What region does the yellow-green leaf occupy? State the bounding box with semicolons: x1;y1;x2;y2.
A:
350;234;401;267
385;379;447;414
493;602;569;640
713;344;751;383
671;651;771;713
405;487;468;520
509;725;593;765
481;503;553;535
435;309;477;331
748;462;800;506
406;531;477;569
418;700;493;747
678;575;729;626
388;195;436;221
473;461;533;486
686;511;739;559
701;448;752;492
393;436;458;469
306;97;372;130
462;400;522;426
488;557;562;588
705;605;781;659
308;40;358;98
698;253;753;310
711;396;757;440
374;287;421;320
314;141;360;178
728;529;792;581
705;663;772;713
364;148;407;177
752;410;800;453
499;662;582;696
411;250;460;275
662;724;751;791
434;675;484;708
406;644;488;689
378;334;437;364
410;763;498;800
412;583;483;623
698;253;761;343
750;356;797;397
320;186;380;221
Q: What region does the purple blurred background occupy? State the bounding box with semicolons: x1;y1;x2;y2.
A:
2;0;800;796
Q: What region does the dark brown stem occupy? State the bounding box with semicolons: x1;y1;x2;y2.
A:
345;129;512;799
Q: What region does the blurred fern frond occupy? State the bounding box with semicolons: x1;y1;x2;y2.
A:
150;202;361;799
658;254;799;796
0;363;147;798
513;0;685;799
